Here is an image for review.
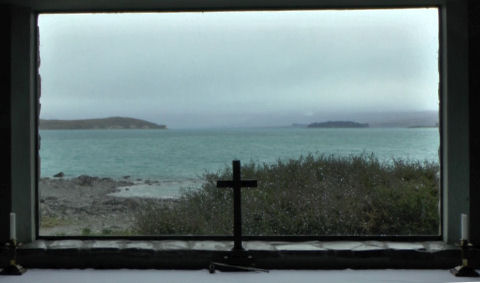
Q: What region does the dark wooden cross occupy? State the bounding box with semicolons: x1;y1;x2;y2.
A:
217;160;257;251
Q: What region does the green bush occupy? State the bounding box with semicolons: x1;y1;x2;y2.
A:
134;154;439;236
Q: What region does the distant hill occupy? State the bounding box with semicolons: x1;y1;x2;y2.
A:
287;111;438;129
307;121;369;128
39;117;167;130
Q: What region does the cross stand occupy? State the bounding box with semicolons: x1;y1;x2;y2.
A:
210;160;267;273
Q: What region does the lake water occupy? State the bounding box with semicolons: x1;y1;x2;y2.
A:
39;127;440;198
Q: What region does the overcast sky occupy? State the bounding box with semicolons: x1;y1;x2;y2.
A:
38;9;439;128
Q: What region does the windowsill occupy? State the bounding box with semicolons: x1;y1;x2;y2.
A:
2;240;475;269
23;239;452;251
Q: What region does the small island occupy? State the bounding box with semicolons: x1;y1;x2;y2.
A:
307;121;369;128
39;117;167;130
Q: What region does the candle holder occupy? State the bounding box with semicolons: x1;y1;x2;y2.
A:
1;239;26;275
450;239;479;277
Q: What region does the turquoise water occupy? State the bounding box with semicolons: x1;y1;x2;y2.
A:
39;127;440;198
40;127;439;180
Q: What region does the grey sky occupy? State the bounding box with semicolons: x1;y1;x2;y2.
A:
38;9;439;128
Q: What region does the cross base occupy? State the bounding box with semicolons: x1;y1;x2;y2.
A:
0;263;27;276
209;252;268;273
450;265;479;277
232;242;245;252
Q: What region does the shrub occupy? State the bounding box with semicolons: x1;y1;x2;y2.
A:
134;154;439;236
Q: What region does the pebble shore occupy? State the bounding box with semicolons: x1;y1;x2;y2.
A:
39;175;170;236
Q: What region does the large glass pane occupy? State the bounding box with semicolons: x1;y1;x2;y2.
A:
38;9;439;236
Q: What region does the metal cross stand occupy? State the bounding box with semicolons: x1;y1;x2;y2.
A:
210;160;268;273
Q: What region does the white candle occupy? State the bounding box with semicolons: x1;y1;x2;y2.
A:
10;212;16;240
461;213;469;241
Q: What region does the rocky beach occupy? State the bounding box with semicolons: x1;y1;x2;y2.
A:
39;175;172;236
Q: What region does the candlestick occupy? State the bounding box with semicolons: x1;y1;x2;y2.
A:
450;239;479;277
451;214;478;277
10;212;16;241
0;239;27;275
461;213;469;241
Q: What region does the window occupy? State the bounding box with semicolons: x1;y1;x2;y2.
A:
37;9;441;239
3;0;472;247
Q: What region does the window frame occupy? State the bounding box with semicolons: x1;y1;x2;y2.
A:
35;6;443;242
5;0;471;244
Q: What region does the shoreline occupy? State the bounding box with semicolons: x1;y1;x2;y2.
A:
39;175;185;236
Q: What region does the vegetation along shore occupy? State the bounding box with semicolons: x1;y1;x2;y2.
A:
39;154;439;236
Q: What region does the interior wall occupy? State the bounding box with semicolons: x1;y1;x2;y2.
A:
441;0;470;243
9;5;37;243
0;5;12;243
469;0;480;246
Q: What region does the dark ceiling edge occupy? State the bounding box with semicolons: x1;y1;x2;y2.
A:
1;0;444;13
